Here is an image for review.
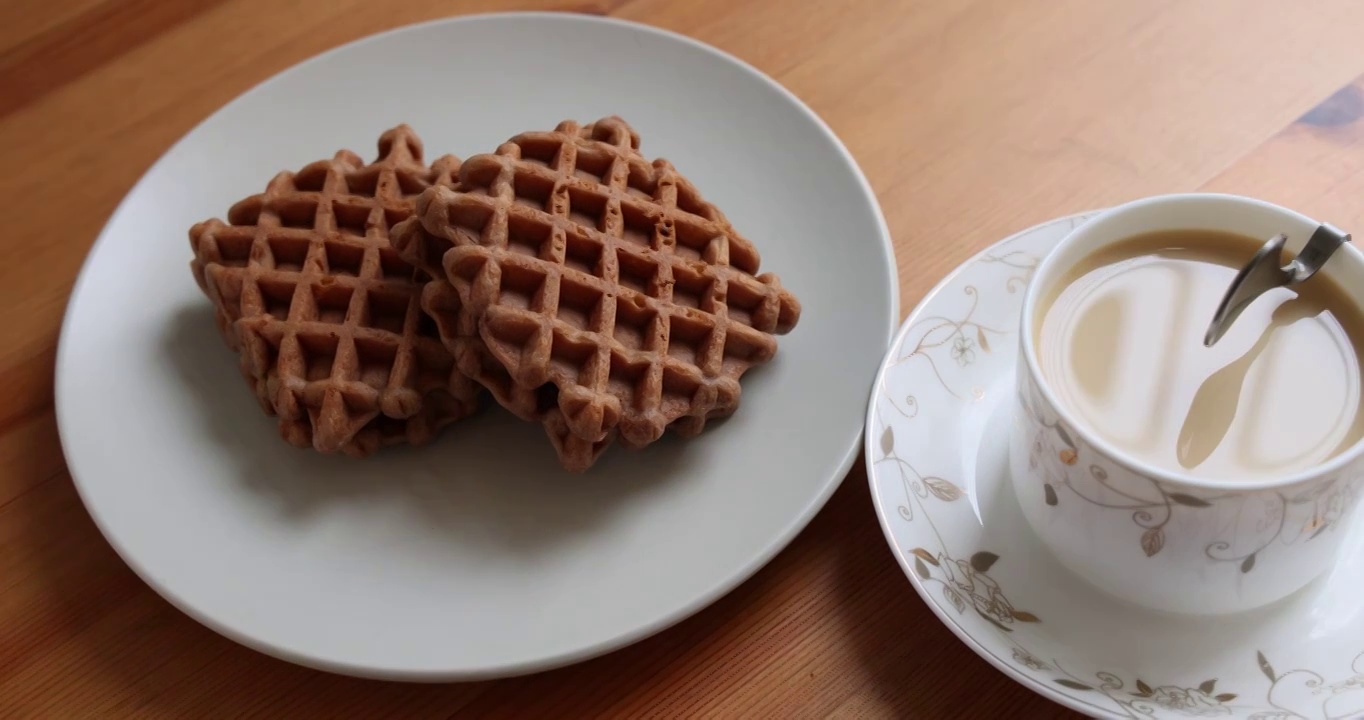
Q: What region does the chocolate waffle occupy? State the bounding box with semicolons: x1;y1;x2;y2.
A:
395;116;800;470
189;126;481;456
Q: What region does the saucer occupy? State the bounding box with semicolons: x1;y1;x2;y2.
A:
55;14;896;680
866;212;1364;719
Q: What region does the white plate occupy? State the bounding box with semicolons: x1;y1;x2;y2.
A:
56;13;896;680
867;212;1364;719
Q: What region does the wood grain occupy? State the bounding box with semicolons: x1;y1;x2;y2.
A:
5;1;1364;717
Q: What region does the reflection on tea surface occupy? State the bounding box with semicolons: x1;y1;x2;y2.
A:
1036;229;1364;480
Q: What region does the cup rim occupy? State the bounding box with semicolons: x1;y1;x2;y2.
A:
1019;192;1364;491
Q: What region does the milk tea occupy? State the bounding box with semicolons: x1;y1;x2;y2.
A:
1035;229;1364;480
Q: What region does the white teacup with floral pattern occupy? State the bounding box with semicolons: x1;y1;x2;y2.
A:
1011;193;1364;614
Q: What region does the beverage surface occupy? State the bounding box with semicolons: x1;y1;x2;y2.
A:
1035;229;1364;480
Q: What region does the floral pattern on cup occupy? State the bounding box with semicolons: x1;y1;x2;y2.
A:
1016;367;1364;575
870;210;1364;719
886;387;1364;718
882;408;1364;719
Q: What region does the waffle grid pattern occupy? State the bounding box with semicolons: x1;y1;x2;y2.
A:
190;126;480;456
397;117;800;469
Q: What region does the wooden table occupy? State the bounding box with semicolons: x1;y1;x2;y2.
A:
7;1;1364;716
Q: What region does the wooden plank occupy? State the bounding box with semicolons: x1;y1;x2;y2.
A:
1203;79;1364;229
0;0;230;119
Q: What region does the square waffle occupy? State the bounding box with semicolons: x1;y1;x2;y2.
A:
393;117;800;471
189;126;482;456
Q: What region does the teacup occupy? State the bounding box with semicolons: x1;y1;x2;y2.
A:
1010;193;1364;614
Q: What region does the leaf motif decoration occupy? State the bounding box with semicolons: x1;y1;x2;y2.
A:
925;476;964;501
911;548;940;566
971;551;1000;573
1310;523;1329;540
1199;679;1217;694
1241;554;1257;573
1056;424;1076;451
1215;693;1237;702
880;426;894;456
914;558;930;580
1257;651;1277;682
1012;611;1040;623
1169;492;1213;507
1055;679;1093;691
975;608;1013;633
977;326;991;352
1134;679;1153;697
944;587;967;614
1141;528;1164;557
1044;483;1059;506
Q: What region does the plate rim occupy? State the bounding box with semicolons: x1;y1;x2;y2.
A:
863;211;1103;716
54;12;900;680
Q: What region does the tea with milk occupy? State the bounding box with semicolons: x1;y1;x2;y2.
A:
1035;229;1364;480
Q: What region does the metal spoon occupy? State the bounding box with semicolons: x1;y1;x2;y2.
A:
1203;223;1352;347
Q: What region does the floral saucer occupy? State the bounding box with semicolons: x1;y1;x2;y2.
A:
866;212;1364;719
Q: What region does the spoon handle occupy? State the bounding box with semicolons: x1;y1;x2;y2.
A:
1203;223;1352;348
1286;223;1351;285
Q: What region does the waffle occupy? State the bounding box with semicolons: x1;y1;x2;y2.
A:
189;126;481;456
394;116;800;470
418;278;613;471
